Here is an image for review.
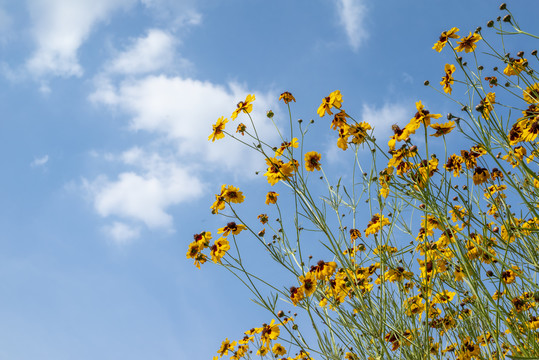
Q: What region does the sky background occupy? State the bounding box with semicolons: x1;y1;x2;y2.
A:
0;0;538;359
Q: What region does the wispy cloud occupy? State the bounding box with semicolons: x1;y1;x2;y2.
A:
25;0;136;78
30;155;49;167
103;221;140;244
335;0;369;51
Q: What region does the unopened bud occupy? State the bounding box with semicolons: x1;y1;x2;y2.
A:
424;80;430;86
517;51;524;57
487;20;494;27
266;110;274;118
499;3;507;10
475;27;482;33
503;14;511;22
532;50;538;56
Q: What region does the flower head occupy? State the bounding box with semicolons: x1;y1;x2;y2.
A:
440;64;456;94
432;27;459;52
317;90;342;117
430;121;455;137
231;94;255;120
279;91;296;104
455;32;482;53
265;191;279;205
304;151;322;171
209;116;228;142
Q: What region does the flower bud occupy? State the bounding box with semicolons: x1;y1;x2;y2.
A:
517;51;524;57
424;80;430;86
267;110;274;118
503;14;511;22
487;20;494;27
532;49;538;56
475;26;482;33
499;3;506;10
478;65;484;70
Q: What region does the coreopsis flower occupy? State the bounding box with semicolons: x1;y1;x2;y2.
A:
457;337;480;359
299;272;317;297
503;58;527;76
477;92;496;119
257;213;269;224
265;191;279;205
408;101;442;132
384;267;413;283
387;125;409;150
231;94;255;120
218;338;237;356
210;237;230;263
348;122;372;144
440;64;456;94
290;286;305;305
264;157;295;185
311;260;337;280
260;319;280;345
336;124;351;150
236;123;246;136
272;343;286;356
209;116;228;142
430;121;455;137
523;83;539;103
455;32;482;53
279;91;296;104
444;154;463;176
433;27;459;52
304;151;322;171
275;138;299;156
192;231;212;248
317;90;343;117
433;290;456;304
223;185;245;204
403;295;426;318
485;76;498;87
364;214;390;237
349;228;361;240
501;268;518;284
256;346;269;356
330;110;349;130
218;221;247;237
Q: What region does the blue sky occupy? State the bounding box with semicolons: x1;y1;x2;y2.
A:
0;0;538;359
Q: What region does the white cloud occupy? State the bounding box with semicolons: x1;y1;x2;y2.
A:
335;0;369;51
105;29;179;76
25;0;136;77
30;155;49;167
90;74;279;173
104;221;140;244
84;148;203;230
361;102;409;140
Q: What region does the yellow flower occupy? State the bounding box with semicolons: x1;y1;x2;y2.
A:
265;191;279;205
433;290;456;304
275;138;299;156
523;83;539;104
429;121;455;137
455;32;481;53
290;286;305;306
231;94;255;120
304;151;322;171
472;167;489;185
272;343;287;356
223;185;245;204
218;221;247;237
433;27;459;52
210;237;230;263
477;92;495;119
236;123;246;136
440;64;456;94
260;319;280;345
504;58;527;76
208;116;228;142
317;90;342;117
299;272;317;297
444;154;463;177
364;214;390;237
258;213;269;224
279;91;296;104
217;338;236;356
